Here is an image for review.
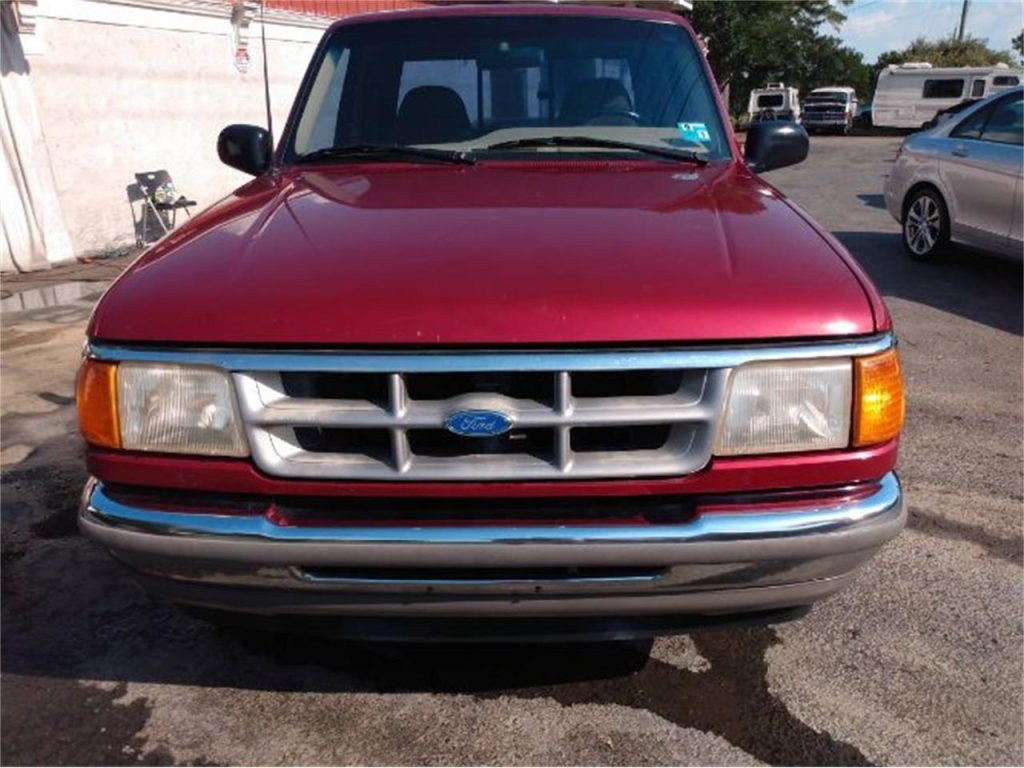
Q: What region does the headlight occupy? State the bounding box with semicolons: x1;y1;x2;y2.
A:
76;360;248;457
715;359;853;456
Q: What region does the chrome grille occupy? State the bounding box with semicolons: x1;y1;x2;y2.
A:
803;107;847;121
234;365;728;481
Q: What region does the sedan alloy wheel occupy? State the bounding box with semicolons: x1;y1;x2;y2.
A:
903;190;948;259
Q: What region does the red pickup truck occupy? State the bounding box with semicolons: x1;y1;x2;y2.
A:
77;4;905;639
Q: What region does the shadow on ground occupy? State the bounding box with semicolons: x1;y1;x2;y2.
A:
835;231;1023;336
1;419;871;766
855;194;886;210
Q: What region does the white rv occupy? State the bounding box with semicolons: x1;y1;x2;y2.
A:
872;62;1022;128
747;83;801;123
801;86;858;133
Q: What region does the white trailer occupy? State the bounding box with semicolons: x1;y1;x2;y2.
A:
872;62;1022;128
747;83;801;123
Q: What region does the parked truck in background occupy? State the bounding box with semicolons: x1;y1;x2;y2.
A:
801;87;858;134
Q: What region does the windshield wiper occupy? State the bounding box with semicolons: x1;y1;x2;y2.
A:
480;136;708;165
295;145;475;165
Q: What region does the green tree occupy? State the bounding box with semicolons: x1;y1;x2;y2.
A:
1012;30;1023;61
875;35;1015;69
799;36;874;101
687;0;870;115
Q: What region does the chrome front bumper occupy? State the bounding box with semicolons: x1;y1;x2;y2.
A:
79;473;905;619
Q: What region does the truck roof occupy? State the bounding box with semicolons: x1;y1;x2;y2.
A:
882;63;1021;76
326;2;695;32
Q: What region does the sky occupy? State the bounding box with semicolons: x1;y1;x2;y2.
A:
832;0;1023;63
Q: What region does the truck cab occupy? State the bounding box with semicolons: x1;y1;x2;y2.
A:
801;86;858;134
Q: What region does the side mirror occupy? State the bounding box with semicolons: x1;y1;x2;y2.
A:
744;121;809;173
217;124;272;176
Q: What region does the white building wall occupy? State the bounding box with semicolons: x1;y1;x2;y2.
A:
22;0;328;258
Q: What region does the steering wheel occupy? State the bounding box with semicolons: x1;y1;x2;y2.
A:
584;108;643;126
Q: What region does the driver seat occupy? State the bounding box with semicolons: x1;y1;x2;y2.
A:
559;78;634;126
395;86;472;144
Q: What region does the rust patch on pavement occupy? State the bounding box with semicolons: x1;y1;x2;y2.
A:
0;676;176;766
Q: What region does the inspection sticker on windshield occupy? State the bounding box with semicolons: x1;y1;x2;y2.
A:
677;122;711;143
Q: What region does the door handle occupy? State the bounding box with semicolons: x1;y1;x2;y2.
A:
951;145;969;157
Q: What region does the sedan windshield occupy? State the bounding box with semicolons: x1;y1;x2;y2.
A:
286;15;730;162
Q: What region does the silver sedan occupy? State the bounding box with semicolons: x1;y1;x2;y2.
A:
885;86;1023;260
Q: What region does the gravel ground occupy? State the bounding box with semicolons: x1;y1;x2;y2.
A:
1;136;1021;766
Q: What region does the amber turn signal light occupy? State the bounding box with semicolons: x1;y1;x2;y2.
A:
76;359;121;449
852;348;904;447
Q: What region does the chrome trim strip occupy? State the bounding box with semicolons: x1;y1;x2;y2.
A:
87;334;894;372
82;473;902;549
132;574;859;618
291;568;666;587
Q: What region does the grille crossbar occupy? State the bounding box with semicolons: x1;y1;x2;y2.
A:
234;367;727;481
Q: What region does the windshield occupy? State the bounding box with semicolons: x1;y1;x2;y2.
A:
285;15;730;162
806;91;849;104
756;93;785;108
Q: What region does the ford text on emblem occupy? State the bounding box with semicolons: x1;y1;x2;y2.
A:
445;410;513;437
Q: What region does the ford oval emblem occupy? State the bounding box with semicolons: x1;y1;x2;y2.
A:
445;410;513;437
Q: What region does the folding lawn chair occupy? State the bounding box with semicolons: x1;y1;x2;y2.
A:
125;182;168;247
134;170;197;243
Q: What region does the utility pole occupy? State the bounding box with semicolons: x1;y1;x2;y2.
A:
956;0;970;41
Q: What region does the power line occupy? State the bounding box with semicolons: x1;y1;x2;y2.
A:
921;0;957;42
845;0;886;15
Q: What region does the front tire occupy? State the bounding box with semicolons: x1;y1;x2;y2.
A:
902;188;950;260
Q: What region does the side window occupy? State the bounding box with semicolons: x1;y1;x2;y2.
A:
980;95;1024;145
398;60;479;125
481;66;544;124
993;76;1021;87
923;79;965;99
952;102;995;139
970;79;986;98
294;48;351;154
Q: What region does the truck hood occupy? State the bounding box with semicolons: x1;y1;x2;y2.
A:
90;162;877;346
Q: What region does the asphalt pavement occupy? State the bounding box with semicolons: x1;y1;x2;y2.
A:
1;136;1021;766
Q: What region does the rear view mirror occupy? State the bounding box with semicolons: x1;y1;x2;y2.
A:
744;121;809;173
479;45;545;70
217;124;272;176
